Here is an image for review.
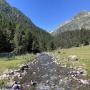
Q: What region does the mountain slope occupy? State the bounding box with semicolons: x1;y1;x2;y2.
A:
0;0;53;53
52;11;90;48
52;11;90;36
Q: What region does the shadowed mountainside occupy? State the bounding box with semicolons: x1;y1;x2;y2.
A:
0;0;53;54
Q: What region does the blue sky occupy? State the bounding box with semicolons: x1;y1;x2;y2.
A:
7;0;90;32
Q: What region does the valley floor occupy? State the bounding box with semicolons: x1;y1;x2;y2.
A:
0;52;90;90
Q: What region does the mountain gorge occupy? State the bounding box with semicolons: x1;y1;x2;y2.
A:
0;0;53;54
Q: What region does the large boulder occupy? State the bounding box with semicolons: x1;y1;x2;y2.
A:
68;55;79;61
19;64;29;71
77;67;87;76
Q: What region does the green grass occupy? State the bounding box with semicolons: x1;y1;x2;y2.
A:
0;54;36;74
51;45;90;75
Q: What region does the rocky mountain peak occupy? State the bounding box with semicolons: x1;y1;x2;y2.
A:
52;10;90;35
74;11;90;19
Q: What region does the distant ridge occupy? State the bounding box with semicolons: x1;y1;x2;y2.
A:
52;11;90;35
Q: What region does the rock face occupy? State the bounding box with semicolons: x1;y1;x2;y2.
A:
52;11;90;36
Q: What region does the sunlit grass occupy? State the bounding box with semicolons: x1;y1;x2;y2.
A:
51;45;90;75
0;54;36;74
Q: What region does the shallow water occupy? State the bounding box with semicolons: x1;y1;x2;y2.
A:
21;53;90;90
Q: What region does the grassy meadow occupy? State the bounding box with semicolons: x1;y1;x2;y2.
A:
0;54;36;74
51;45;90;75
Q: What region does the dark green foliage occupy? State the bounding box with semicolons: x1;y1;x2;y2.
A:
54;28;90;48
0;0;53;54
48;40;56;50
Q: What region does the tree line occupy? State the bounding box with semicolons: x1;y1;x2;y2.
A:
54;28;90;49
0;0;54;54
